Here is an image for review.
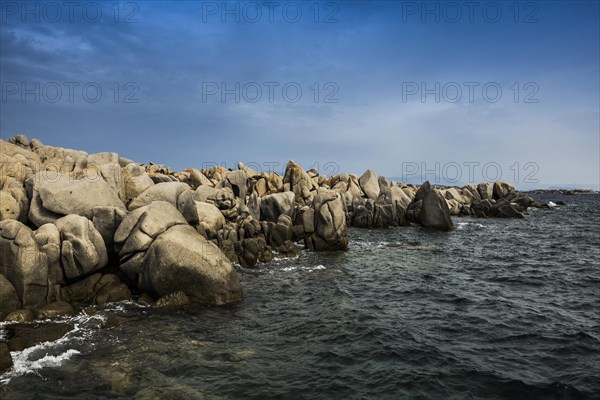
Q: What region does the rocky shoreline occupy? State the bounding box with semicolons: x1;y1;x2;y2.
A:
1;135;554;374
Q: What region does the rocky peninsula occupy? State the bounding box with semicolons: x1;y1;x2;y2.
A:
0;135;550;373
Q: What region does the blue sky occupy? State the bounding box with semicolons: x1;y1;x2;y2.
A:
1;0;599;189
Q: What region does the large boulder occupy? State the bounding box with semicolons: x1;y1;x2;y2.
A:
493;180;515;200
91;206;127;259
55;215;109;281
477;183;493;200
406;181;454;231
27;171;125;226
129;182;199;225
115;201;188;276
195;201;225;238
222;170;249;203
358;169;380;200
351;197;374;228
115;202;242;305
194;186;240;220
259;191;295;222
0;177;29;222
0;274;21;320
141;224;242;304
305;190;348;251
491;198;524;218
283;160;316;206
0;139;41;183
0;220;50;309
33;223;63;299
120;163;155;206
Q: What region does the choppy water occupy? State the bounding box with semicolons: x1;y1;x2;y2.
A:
2;194;599;399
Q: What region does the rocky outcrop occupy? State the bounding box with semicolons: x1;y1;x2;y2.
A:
55;215;109;281
493;180;516;200
114;201;242;304
128;182;199;225
195;201;225;239
260;191;295;222
358;169;380;200
0;220;52;309
304;190;348;251
0;274;21;320
406;181;454;231
284;160;316;206
27;171;125;227
1;135;551;324
194;186;240;220
142;224;242;304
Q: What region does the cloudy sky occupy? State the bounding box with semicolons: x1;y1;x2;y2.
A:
1;0;598;189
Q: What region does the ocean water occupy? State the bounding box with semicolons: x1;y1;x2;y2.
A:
1;194;599;399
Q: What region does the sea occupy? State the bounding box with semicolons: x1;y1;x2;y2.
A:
1;193;599;399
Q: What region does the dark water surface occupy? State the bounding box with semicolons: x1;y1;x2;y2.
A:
2;194;599;399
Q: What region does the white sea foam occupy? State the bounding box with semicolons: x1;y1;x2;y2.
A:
456;222;485;230
1;346;81;384
281;264;326;273
0;311;106;384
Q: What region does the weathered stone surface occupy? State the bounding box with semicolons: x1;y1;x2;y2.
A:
351;197;375;228
60;273;103;303
493;180;515;200
195;201;225;239
491;198;525;218
129;182;199;225
3;309;33;323
194;186;240;220
0;139;41;182
94;274;132;305
115;201;241;305
92;206;127;259
283;160;316;205
31;172;125;222
0;190;20;222
359;169;380;200
0;220;49;309
55;215;109;281
0;274;21;320
222;170;249;203
0;177;29;223
140;224;242;305
477;183;493;201
115;201;187;275
260;191;295;222
35;301;75;320
305;190;348;251
406;181;454;231
121;163;155;206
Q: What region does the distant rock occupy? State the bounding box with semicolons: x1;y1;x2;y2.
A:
305;190;348;251
406;181;454;231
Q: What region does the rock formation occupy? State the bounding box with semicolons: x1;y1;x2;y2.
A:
0;134;549;328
